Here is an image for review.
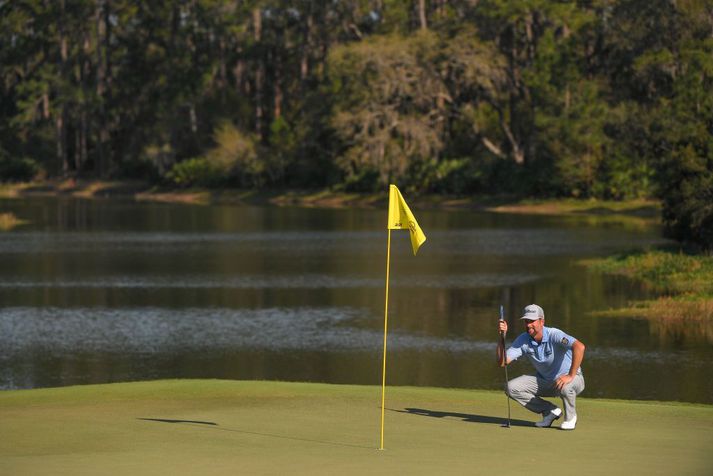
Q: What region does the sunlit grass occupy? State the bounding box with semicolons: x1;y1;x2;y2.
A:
583;250;713;322
0;180;663;218
490;198;660;217
0;212;27;230
1;380;711;475
583;250;713;295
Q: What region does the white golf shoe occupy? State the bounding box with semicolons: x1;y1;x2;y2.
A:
560;415;577;430
535;408;562;428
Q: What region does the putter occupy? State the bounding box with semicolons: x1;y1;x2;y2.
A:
499;305;511;428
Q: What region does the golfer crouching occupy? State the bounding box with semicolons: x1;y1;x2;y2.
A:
496;304;586;430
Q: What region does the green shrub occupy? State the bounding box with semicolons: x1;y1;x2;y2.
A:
341;168;381;192
206;121;263;187
166;157;224;187
116;157;160;181
660;145;713;251
406;158;478;195
0;155;40;182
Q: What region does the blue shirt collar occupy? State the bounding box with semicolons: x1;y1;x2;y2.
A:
530;326;550;345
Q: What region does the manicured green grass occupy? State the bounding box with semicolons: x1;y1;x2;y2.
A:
1;380;711;475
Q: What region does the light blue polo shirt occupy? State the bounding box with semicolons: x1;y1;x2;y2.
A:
506;326;582;381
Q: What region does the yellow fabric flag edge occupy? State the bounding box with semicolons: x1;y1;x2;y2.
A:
387;184;427;255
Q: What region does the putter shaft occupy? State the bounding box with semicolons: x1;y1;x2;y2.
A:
499;305;511;428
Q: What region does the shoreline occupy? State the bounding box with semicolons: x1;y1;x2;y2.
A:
0;179;661;219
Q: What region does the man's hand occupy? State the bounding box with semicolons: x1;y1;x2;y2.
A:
496;320;509;366
555;374;574;391
556;340;585;391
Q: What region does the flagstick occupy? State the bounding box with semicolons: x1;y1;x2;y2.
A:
379;229;392;450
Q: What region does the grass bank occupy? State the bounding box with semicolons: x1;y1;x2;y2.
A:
0;179;660;218
0;212;26;230
1;380;711;475
582;250;713;325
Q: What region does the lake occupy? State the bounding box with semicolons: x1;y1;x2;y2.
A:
1;197;711;403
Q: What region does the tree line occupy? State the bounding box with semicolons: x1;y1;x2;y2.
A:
1;1;711;248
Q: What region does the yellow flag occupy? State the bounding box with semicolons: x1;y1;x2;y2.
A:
387;184;427;255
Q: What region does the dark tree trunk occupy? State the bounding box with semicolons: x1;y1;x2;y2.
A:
253;8;264;139
95;0;108;177
56;0;70;175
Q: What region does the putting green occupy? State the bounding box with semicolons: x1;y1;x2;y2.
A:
1;380;711;475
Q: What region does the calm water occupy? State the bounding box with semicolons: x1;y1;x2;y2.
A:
1;197;711;403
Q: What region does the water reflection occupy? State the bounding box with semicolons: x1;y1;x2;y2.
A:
0;229;664;256
0;273;540;289
0;197;711;403
2;306;696;362
648;318;713;346
0;306;491;354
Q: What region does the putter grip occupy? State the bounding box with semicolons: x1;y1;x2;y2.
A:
499;305;505;334
499;332;507;366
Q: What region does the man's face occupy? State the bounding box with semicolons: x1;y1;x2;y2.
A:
524;318;544;337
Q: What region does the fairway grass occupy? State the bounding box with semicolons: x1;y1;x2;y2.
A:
1;380;711;475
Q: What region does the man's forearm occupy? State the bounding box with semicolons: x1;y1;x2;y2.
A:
568;341;586;377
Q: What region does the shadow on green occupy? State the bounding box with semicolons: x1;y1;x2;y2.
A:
394;407;533;427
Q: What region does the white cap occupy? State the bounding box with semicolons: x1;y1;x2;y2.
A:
520;304;544;320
